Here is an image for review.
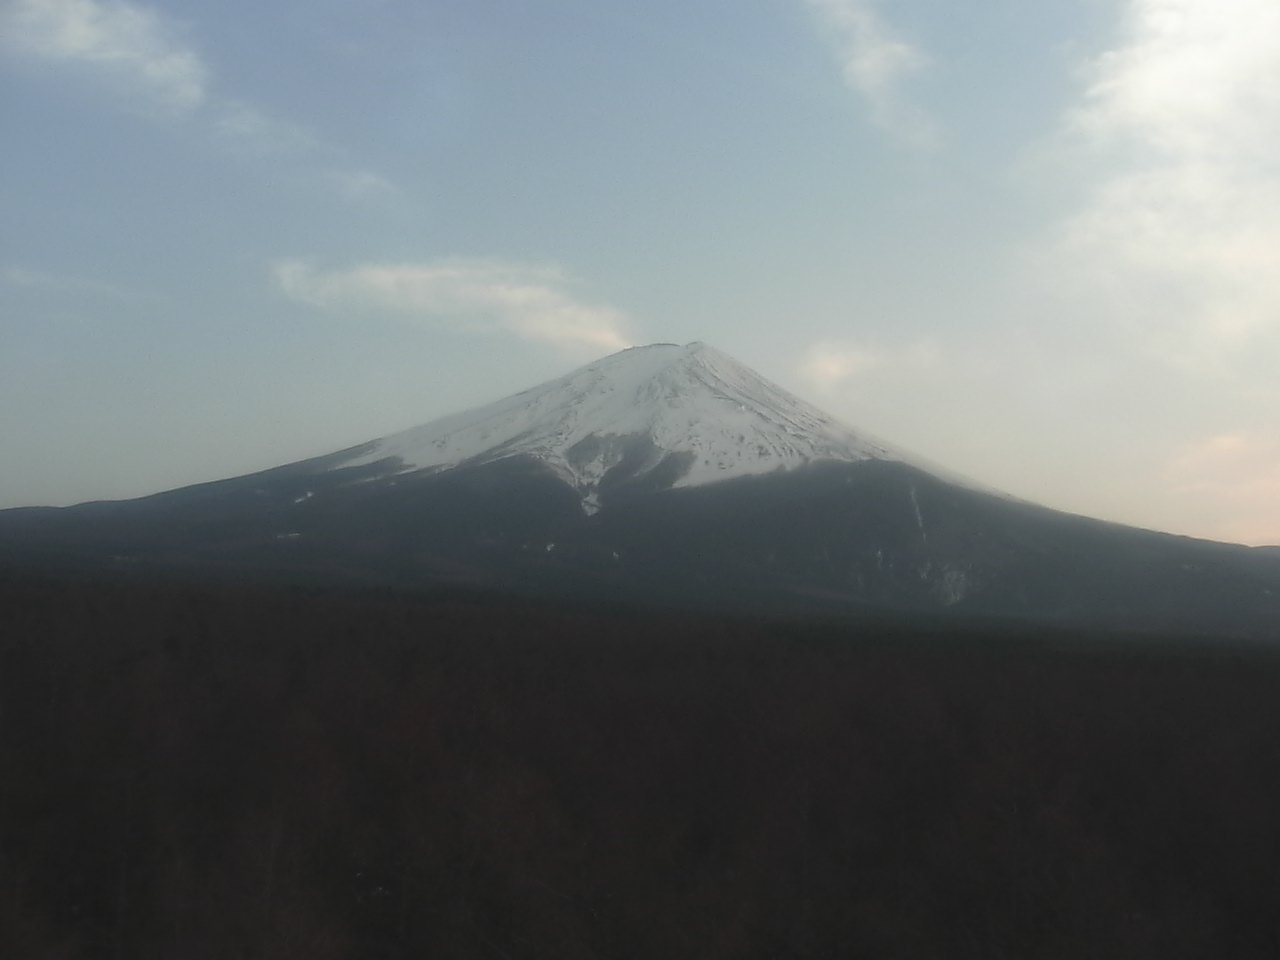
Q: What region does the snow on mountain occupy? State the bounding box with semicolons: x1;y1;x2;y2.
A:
335;342;917;509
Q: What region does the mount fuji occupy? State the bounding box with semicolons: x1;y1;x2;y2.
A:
329;341;916;509
3;342;1278;636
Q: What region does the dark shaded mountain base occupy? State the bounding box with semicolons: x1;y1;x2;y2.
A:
3;572;1280;958
6;458;1279;638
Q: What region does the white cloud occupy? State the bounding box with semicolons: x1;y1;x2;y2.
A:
802;0;935;146
2;265;55;288
1;263;146;301
1048;0;1280;370
274;259;633;355
800;341;884;389
329;169;398;202
3;1;395;199
798;337;943;392
212;104;399;198
3;0;208;113
212;101;318;155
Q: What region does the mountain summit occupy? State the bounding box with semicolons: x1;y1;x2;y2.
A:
333;342;905;511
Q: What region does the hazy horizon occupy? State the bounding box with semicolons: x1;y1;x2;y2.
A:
4;0;1278;546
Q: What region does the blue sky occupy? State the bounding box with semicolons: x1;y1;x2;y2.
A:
3;0;1278;545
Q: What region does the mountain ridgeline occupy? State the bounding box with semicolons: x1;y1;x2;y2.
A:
2;342;1277;636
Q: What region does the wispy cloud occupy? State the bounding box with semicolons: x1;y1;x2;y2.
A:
799;337;943;391
802;0;935;146
328;169;399;203
274;259;633;355
2;0;395;197
2;0;208;114
212;100;319;156
800;341;884;389
1;263;149;301
1048;0;1280;370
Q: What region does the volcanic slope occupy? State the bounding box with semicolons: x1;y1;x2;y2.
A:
332;341;917;510
1;342;1278;636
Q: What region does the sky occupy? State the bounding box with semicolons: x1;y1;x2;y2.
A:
2;0;1278;546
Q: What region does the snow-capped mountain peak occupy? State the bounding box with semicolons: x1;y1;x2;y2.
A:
335;342;912;508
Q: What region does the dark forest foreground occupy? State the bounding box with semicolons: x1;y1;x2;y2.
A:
2;572;1279;958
